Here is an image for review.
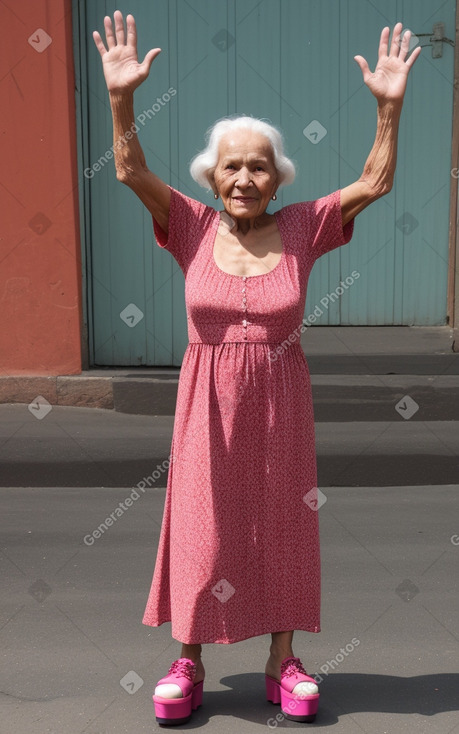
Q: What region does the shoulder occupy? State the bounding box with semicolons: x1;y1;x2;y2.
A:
168;185;216;220
275;191;341;233
277;190;340;219
275;190;353;256
153;186;217;256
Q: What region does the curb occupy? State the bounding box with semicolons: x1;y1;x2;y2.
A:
2;369;459;418
0;375;116;410
0;372;180;414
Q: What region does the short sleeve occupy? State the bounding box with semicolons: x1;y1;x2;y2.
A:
152;186;215;273
281;189;354;264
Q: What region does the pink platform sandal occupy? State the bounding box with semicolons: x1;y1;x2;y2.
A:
265;656;320;723
153;658;204;726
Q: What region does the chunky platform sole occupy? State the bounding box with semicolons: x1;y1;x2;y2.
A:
153;679;204;726
265;674;319;723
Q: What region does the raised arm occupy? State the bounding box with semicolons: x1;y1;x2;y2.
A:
93;10;171;234
340;22;421;228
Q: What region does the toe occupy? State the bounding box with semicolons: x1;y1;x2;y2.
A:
293;680;319;696
154;683;183;699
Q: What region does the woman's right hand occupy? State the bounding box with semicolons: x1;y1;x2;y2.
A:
93;10;161;94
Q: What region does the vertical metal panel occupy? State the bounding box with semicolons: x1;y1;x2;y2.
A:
84;0;175;365
72;0;91;367
337;0;398;326
396;0;455;325
337;0;455;325
78;0;456;366
278;0;346;323
449;0;459;341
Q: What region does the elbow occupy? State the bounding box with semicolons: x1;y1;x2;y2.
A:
381;173;394;195
376;180;393;198
115;166;130;185
115;159;139;186
114;155;147;187
364;177;393;201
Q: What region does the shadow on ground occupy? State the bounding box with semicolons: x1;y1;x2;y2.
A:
173;672;459;728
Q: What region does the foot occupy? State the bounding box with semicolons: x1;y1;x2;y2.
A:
265;653;318;696
265;649;291;682
155;657;205;700
191;657;205;685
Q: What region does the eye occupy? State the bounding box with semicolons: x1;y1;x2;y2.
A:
225;164;235;170
255;166;264;171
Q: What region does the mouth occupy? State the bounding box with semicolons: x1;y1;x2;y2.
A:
232;196;257;203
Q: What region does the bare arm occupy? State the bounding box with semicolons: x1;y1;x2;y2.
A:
341;100;402;226
93;11;170;234
341;22;421;228
109;91;170;233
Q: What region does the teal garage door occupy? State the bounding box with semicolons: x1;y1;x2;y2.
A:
74;0;456;366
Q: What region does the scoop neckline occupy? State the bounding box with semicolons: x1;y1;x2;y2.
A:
210;209;285;279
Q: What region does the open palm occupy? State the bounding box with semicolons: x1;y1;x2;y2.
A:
354;22;421;103
93;10;161;94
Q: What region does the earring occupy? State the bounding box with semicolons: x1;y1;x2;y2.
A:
214;193;219;200
272;193;277;201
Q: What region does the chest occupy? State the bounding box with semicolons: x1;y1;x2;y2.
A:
212;216;283;277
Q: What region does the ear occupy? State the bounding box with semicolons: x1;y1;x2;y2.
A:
206;170;215;191
207;170;219;198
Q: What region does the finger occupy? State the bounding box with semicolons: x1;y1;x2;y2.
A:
405;44;422;68
93;30;108;57
114;9;125;46
398;28;411;62
389;21;404;56
103;15;116;49
378;26;390;58
126;13;137;50
140;48;162;76
354;55;371;82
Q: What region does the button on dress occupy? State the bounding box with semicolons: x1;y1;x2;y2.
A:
142;186;354;644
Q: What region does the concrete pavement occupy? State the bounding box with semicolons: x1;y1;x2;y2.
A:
0;400;457;486
1;324;458;732
1;484;458;733
1;326;458;414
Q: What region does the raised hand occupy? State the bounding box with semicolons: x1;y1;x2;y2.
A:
354;22;421;104
93;10;161;94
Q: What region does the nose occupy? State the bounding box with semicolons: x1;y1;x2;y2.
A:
236;166;252;187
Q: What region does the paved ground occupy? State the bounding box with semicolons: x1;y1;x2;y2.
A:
1;484;458;733
0;399;457;486
1;326;458;732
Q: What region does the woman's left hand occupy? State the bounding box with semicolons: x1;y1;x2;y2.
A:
354;22;422;105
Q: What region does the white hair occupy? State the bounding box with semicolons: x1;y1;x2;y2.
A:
189;114;296;191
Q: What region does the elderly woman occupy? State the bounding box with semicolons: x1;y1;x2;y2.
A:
94;12;420;726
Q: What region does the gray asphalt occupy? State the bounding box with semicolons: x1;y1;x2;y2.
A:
1;342;459;734
1;484;458;733
1;402;458;487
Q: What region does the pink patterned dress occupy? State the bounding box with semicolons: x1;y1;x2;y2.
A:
142;186;354;644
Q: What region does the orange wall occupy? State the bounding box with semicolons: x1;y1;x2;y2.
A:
0;0;83;375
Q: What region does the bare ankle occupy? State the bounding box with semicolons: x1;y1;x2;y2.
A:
180;644;202;664
269;645;294;660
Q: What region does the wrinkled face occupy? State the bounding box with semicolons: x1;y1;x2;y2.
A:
211;129;278;220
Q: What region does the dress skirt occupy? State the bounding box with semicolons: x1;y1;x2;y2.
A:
142;186;354;643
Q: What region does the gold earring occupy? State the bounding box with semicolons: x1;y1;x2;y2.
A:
214;193;219;200
272;193;277;201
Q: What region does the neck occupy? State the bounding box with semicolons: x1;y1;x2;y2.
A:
223;211;270;235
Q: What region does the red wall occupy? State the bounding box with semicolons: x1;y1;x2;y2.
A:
0;0;83;375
